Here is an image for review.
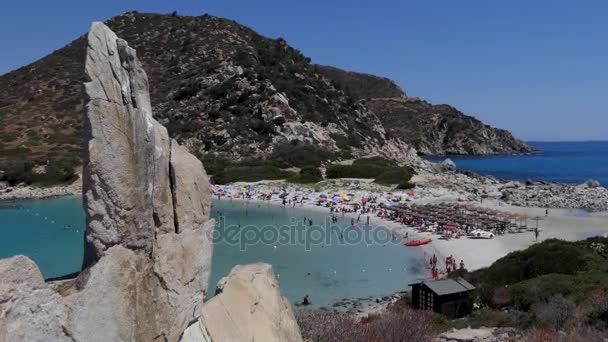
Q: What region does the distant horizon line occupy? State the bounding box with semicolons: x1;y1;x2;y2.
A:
525;139;607;143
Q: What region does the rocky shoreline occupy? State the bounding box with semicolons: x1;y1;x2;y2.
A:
413;169;608;212
0;182;81;201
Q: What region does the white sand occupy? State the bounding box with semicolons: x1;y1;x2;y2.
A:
389;199;608;271
222;185;608;273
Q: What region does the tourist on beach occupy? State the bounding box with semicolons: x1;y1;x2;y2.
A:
545;209;549;217
367;215;370;225
460;260;465;270
302;294;311;306
535;228;539;241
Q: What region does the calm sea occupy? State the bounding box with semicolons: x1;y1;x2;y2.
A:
0;197;428;308
426;141;608;185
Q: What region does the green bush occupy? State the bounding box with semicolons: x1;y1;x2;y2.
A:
463;238;608;308
326;157;413;186
374;167;414;185
510;272;608;310
396;181;415;189
31;159;79;186
0;160;33;185
0;159;78;186
211;164;295;184
270;143;337;168
330;133;349;150
199;155;230;175
286;167;322;184
352;156;397;168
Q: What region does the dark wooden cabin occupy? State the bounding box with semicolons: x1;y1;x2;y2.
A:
409;277;475;318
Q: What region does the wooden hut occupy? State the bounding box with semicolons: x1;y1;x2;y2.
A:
409;277;475;318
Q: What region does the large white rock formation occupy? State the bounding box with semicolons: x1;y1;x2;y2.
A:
180;263;303;342
0;22;302;342
0;22;215;342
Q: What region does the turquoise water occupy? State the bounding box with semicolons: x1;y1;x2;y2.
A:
426;141;608;185
0;196;85;278
0;197;427;308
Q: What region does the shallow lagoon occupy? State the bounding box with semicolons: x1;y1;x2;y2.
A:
0;196;427;307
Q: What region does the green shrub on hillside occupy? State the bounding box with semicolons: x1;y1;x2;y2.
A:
352;156;397;168
0;159;78;186
211;164;295;184
31;159;79;186
510;271;608;310
462;238;608;309
374;167;414;185
270;143;337;168
286;167;322;184
468;239;606;285
326;157;414;186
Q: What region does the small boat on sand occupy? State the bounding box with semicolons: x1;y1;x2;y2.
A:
405;238;432;247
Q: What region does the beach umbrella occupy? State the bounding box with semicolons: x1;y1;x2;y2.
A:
279;193;288;199
319;194;328;198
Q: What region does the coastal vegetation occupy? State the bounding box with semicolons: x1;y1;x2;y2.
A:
297;308;436;342
326;157;415;188
453;237;608;335
207;155;414;186
0;159;78;186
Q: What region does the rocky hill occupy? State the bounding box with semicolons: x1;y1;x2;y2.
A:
0;11;419;168
0;11;531;169
317;67;535;155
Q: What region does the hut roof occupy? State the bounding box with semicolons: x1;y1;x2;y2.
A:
410;277;475;296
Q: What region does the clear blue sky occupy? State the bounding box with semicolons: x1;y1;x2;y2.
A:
1;0;607;141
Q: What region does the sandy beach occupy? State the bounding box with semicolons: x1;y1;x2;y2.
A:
219;180;608;273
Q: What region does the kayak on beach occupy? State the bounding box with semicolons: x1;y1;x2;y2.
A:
405;238;432;247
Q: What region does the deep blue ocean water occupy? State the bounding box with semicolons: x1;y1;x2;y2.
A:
0;197;427;308
426;141;608;185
